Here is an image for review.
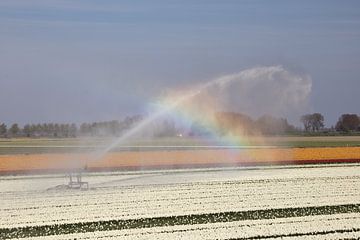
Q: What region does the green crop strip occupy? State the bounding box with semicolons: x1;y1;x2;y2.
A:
1;203;359;239
226;228;360;239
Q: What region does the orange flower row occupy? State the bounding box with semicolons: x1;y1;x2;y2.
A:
0;147;359;173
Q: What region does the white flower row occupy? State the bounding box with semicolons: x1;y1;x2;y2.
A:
10;213;360;240
1;174;359;228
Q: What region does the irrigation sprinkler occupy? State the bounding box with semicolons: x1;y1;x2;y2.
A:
67;170;88;190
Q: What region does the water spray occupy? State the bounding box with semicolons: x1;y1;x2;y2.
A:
95;65;310;159
67;65;311;188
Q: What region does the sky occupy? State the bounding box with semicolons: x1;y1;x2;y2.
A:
0;0;359;127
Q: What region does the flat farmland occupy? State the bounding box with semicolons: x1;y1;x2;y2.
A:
0;136;360;174
0;164;359;239
1;136;360;155
1;137;359;239
0;147;359;173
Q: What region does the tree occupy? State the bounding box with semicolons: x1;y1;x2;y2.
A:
301;114;311;131
256;115;295;135
35;124;42;136
60;124;69;137
69;123;77;137
215;112;256;135
335;114;360;132
189;121;212;137
300;113;324;132
80;123;90;136
0;123;7;137
48;123;55;136
310;113;324;131
109;121;120;136
54;123;60;137
9;123;20;136
23;124;32;137
155;120;177;137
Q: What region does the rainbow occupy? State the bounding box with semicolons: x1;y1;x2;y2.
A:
151;96;256;148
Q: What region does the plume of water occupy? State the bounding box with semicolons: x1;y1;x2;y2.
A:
92;65;311;161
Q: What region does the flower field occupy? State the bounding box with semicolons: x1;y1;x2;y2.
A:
1;164;359;239
0;146;359;173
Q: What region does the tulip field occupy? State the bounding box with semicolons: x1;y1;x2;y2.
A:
1;163;360;239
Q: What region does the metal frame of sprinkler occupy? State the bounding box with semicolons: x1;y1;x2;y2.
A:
67;168;88;190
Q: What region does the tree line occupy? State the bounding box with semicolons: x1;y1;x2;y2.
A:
190;112;296;136
0;115;142;138
190;112;360;136
0;113;359;138
0;115;175;138
300;113;360;133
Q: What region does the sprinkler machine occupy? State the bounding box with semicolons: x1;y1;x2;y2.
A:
67;169;88;189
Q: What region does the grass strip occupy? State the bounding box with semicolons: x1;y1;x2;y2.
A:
1;203;359;239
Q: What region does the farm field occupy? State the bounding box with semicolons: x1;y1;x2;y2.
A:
0;147;360;174
1;136;360;155
1;136;359;239
3;0;360;239
0;164;359;239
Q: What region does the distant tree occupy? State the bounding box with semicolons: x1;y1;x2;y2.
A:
30;124;38;136
189;121;212;137
310;113;324;131
48;123;55;136
154;120;177;137
300;114;311;131
9;123;20;136
23;124;32;137
35;124;42;136
215;112;256;135
335;114;360;132
69;123;77;137
124;115;142;127
0;123;7;137
80;123;90;136
54;123;60;137
59;124;69;137
108;121;120;136
90;122;98;136
256;115;295;135
300;113;324;132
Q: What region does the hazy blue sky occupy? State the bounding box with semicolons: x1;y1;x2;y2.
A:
0;0;359;126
